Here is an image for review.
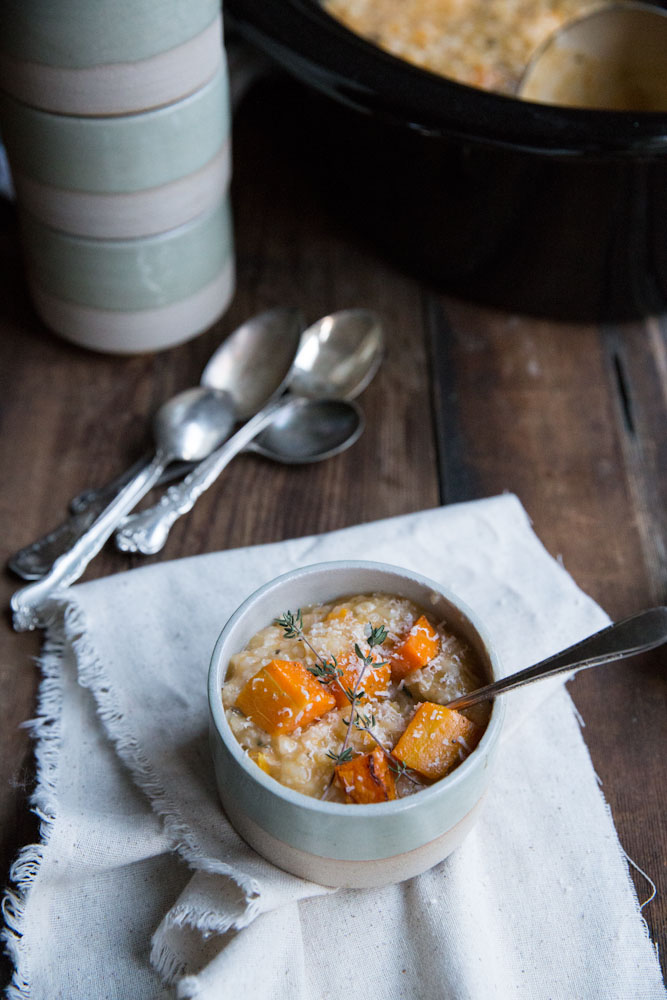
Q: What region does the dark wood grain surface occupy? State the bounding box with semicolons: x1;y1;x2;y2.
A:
1;80;665;991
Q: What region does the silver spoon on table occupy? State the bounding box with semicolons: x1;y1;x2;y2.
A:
8;307;304;581
11;387;236;632
73;306;305;509
115;308;383;555
446;606;667;711
245;396;363;462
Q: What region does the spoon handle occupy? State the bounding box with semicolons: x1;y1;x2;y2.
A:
69;456;194;513
446;606;667;711
11;453;167;632
8;457;194;581
114;400;285;555
68;453;153;513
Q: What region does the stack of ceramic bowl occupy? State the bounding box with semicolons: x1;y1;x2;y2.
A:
0;0;235;353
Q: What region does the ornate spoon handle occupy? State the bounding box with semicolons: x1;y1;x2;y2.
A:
115;400;285;555
446;606;667;710
11;453;168;632
8;457;192;580
68;454;151;513
9;499;114;582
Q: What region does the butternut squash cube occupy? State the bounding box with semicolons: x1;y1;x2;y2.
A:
331;653;391;709
236;659;336;735
335;747;397;803
391;614;440;681
392;702;482;780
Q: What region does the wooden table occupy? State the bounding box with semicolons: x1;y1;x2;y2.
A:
1;78;666;989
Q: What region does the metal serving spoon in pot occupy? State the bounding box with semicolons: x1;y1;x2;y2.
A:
446;606;667;711
11;387;235;632
115;308;383;555
518;2;667;110
8;307;304;581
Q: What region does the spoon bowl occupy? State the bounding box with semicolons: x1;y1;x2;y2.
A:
201;306;304;418
249;398;364;463
153;386;237;462
289;308;384;400
519;2;667;110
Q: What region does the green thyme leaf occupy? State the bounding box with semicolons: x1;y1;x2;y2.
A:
326;747;356;764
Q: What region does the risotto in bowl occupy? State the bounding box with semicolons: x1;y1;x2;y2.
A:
208;561;505;887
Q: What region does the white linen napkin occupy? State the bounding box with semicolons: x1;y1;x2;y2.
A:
3;495;665;999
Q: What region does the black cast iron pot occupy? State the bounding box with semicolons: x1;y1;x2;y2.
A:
225;0;667;321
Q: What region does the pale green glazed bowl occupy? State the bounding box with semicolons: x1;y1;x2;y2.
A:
0;0;219;68
0;64;229;194
208;561;505;888
0;6;223;116
21;195;233;312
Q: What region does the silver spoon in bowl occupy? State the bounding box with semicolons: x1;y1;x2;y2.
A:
115;308;383;555
518;2;667;110
11;386;236;632
446;606;667;711
8;307;304;581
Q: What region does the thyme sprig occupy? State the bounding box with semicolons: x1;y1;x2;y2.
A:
275;610;417;792
332;624;388;766
346;705;419;784
274;610;341;684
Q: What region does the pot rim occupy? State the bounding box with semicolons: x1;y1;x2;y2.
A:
208;559;506;819
225;0;667;158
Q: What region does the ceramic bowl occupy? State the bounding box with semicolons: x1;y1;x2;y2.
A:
0;1;222;114
208;560;505;888
10;141;231;240
0;64;229;198
21;194;235;354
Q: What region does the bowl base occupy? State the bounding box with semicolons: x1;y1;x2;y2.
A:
223;794;485;889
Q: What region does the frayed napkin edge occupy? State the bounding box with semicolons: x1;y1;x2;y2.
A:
1;594;268;1000
0;599;265;1000
59;599;266;921
1;631;64;1000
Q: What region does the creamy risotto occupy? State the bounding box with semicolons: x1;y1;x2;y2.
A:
222;592;490;803
322;0;608;95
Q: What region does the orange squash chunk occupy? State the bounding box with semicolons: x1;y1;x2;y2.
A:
392;702;482;781
236;659;336;735
326;606;351;621
247;749;272;774
330;653;391;709
391;614;440;681
335;748;397;803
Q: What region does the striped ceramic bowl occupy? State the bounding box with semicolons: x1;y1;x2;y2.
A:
0;0;223;114
208;561;505;889
0;63;231;238
21;194;235;354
